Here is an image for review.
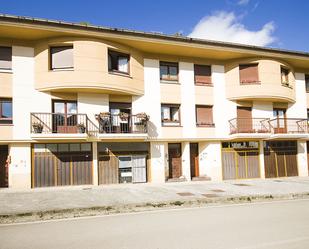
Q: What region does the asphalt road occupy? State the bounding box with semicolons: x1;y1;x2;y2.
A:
1;199;309;249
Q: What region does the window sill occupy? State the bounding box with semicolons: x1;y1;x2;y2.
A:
0;122;13;126
0;69;13;74
196;124;215;128
160;80;180;84
162;124;182;127
195;82;213;87
109;71;132;78
50;68;74;72
240;81;261;85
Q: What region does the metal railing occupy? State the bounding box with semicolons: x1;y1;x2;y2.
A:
269;118;308;134
30;113;99;135
229;118;270;134
96;114;148;134
229;117;309;134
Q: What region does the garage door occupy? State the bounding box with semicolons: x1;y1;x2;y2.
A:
32;143;92;188
222;141;260;180
264;141;298;178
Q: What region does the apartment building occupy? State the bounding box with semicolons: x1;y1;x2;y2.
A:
1;15;309;189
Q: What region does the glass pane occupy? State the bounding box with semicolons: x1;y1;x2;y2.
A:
58;144;69;152
169;66;177;76
160;65;168;79
34;144;46;152
46;144;58;152
171;107;179;121
1;101;12;118
70;143;80;152
118;156;132;168
118;57;128;72
54;102;65;113
161;106;170;120
81;143;91;151
67;102;77;114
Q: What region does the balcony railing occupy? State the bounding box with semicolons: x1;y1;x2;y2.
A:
229;118;270;134
96;114;148;134
30;113;99;136
229;117;309;134
269;118;308;134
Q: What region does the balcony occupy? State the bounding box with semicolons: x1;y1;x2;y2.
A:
30;112;149;140
95;113;148;135
229;118;308;136
30;113;99;138
269;118;308;134
229;118;271;134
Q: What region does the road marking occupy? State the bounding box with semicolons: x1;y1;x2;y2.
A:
1;198;309;227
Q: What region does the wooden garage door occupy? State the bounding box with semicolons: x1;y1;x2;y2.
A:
222;141;260;180
264;141;298;178
33;143;92;188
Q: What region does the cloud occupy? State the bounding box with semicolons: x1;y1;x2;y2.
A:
189;11;276;47
238;0;250;5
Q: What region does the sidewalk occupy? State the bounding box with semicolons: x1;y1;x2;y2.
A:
1;177;309;222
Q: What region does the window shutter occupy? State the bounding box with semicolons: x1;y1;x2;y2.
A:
0;47;12;70
51;46;73;69
239;64;259;83
196;106;213;125
194;65;211;85
306;75;309;92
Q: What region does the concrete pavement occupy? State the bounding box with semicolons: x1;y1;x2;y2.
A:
1;177;309;223
1;199;309;249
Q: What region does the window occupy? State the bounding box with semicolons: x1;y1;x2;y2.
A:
0;98;12;124
194;64;212;85
0;47;12;70
239;64;259;84
160;62;178;81
108;50;130;74
305;75;309;93
196;105;214;127
161;104;180;126
50;46;73;70
281;67;290;86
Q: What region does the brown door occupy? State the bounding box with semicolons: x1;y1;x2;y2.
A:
237;107;252;133
273;109;287;133
168;143;182;179
98;155;119;184
190;143;199;178
0;145;9;188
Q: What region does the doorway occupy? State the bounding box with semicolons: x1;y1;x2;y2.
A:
273;109;287;133
168;143;182;179
0;145;9;188
52;100;78;133
190;143;199;178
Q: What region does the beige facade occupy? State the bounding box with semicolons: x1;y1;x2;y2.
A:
0;15;309;189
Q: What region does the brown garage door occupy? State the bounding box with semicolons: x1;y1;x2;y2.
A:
32;143;92;188
264;141;298;178
222;141;260;180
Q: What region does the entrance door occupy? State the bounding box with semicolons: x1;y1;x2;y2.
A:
264;141;298;178
237;107;252;133
190;143;199;178
52;100;78;133
0;145;9;187
273;109;287;133
168;143;182;179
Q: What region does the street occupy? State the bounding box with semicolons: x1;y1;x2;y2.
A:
1;199;309;249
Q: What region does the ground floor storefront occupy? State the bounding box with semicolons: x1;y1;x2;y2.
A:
1;139;309;189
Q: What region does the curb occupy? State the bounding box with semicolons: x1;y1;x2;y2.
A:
1;192;309;224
